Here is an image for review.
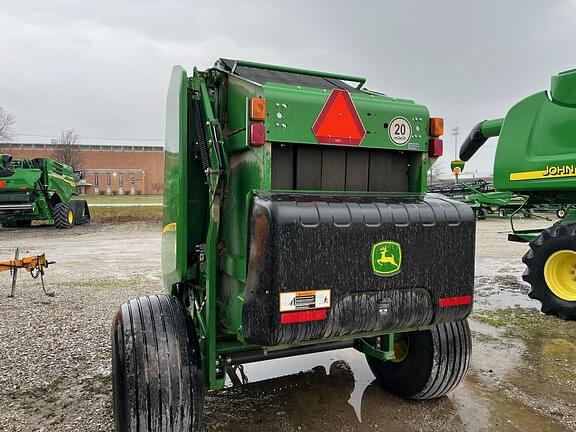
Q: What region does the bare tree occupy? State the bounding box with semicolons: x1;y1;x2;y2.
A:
53;129;82;168
0;107;15;141
428;163;445;184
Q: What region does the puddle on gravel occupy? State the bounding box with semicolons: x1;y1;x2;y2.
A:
202;322;575;432
473;258;540;311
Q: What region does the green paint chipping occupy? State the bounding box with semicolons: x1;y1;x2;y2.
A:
371;241;402;276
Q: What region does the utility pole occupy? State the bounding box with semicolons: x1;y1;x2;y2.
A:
451;126;460;160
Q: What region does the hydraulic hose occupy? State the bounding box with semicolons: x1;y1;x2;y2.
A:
459;118;503;161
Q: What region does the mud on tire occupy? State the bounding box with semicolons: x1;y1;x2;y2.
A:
366;320;471;399
112;294;204;432
522;222;576;320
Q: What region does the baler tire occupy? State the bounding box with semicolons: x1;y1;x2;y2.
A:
366;320;471;399
53;203;74;229
523;223;576;320
112;294;203;432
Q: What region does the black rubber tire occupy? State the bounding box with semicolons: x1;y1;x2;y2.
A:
112;295;203;432
476;208;488;220
556;208;566;219
522;223;576;320
366;320;471;399
53;202;74;229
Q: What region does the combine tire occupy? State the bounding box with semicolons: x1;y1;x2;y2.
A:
556;208;567;219
112;295;203;432
366;320;471;399
523;223;576;320
53;203;74;229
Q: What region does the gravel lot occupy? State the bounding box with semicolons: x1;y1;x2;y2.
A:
0;223;162;432
0;220;575;431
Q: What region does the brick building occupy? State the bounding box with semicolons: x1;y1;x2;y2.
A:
0;143;164;195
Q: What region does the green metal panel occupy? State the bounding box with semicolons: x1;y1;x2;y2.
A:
480;118;503;137
162;66;190;292
264;83;430;151
493;91;576;194
43;159;76;203
551;68;576;106
0;168;41;190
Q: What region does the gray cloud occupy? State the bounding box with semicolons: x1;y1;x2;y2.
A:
1;0;575;175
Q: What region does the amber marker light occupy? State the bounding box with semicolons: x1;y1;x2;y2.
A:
430;117;444;137
250;97;266;121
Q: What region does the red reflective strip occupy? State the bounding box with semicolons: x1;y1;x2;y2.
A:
439;295;473;308
0;181;5;188
280;309;327;324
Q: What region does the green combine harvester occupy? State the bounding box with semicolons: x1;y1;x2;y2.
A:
112;59;476;431
0;154;89;228
460;68;576;320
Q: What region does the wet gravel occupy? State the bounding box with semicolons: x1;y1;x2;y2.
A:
0;220;575;431
0;279;160;432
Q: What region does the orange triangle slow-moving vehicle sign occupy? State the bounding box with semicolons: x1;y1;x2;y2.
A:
312;89;366;146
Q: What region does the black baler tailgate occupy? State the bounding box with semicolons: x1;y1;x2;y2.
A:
243;193;475;346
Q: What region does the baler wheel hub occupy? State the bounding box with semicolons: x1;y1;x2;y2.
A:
391;335;409;363
544;249;576;301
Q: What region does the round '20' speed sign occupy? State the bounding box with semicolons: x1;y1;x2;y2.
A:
388;117;411;146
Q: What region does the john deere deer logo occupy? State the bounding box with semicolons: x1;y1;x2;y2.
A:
371;241;402;276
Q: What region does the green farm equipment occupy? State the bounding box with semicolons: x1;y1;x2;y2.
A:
464;190;528;218
0;155;90;228
112;59;476;431
460;68;576;320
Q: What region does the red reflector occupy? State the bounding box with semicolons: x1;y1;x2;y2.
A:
280;309;327;324
250;123;266;146
439;295;473;308
429;138;443;157
312;89;366;146
0;181;5;188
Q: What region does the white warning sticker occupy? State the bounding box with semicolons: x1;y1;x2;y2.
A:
279;289;331;312
388;116;412;146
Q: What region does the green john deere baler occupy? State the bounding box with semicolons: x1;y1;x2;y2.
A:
112;59;476;431
0;155;89;228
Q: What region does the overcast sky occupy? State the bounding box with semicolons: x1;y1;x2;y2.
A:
1;0;575;176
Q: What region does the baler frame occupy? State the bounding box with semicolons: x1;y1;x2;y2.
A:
176;64;431;391
112;59;475;432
